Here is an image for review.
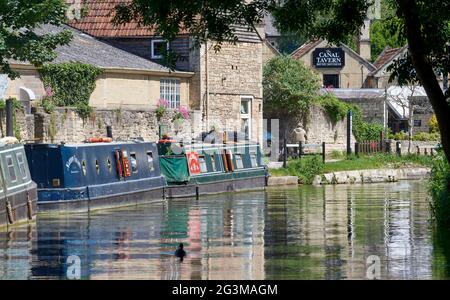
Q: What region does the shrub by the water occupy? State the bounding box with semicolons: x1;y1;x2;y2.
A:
429;151;450;227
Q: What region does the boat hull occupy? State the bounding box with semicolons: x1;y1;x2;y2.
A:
0;182;37;231
165;174;267;199
36;178;166;213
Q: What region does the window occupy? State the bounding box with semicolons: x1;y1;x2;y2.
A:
6;155;17;182
16;152;27;179
95;160;100;175
199;156;208;173
160;79;181;108
147;152;155;171
210;155;217;172
151;39;169;59
82;161;87;176
235;154;244;169
250;152;258;167
107;158;112;173
130;153;138;173
240;97;252;140
323;74;339;88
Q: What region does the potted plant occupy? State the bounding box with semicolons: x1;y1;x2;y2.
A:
156;98;169;121
172;106;190;133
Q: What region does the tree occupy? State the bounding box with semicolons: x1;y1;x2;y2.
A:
263;56;320;126
0;0;73;79
114;0;450;166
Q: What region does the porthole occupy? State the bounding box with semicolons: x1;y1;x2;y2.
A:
107;158;112;172
95;159;100;175
82;161;87;176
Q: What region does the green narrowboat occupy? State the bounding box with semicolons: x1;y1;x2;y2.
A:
158;142;268;198
0;142;37;231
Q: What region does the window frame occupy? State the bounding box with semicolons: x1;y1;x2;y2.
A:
151;39;169;59
240;96;253;140
16;152;28;180
160;78;181;109
6;155;17;183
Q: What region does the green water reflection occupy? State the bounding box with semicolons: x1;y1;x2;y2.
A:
1;181;449;279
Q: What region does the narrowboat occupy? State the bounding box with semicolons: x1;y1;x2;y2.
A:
0;141;37;231
24;141;166;212
158;141;268;198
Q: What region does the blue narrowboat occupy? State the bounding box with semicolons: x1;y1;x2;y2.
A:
158;142;268;198
24;141;166;212
0;142;37;231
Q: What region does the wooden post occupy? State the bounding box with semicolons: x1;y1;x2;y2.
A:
417;146;420;155
380;131;385;152
299;141;303;161
322;142;326;163
355;142;359;157
283;136;287;168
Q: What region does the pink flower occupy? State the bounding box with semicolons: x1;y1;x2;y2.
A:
45;86;54;97
157;98;169;108
176;106;190;120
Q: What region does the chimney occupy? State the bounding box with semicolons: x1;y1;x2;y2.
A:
357;18;371;61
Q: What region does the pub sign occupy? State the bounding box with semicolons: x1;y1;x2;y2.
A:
312;48;345;69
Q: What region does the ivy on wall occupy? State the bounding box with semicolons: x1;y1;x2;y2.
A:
39;62;103;119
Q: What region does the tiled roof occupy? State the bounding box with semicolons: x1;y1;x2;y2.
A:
290;39;322;59
12;24;174;72
373;46;405;70
66;0;162;37
66;0;261;42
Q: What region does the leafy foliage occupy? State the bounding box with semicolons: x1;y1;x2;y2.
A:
429;151;450;227
263;56;320;118
39;62;103;119
317;93;349;123
0;0;73;79
429;115;439;133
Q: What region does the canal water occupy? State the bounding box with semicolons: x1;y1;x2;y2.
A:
1;181;450;280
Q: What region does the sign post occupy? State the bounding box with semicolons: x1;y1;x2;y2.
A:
347;110;352;156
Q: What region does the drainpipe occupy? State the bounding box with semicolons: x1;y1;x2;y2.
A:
205;40;209;131
6;98;14;137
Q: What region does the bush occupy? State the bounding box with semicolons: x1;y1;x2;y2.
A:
412;131;441;141
389;131;409;140
318;93;349;123
429;115;439;133
429;151;450;227
285;155;324;184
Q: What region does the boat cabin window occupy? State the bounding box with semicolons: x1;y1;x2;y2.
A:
95;160;100;175
235;154;244;169
147;152;155;171
210;155;217;172
16;152;28;179
82;161;87;176
250;152;258;167
199;156;208;173
107;158;112;173
6;155;17;182
130;153;138;173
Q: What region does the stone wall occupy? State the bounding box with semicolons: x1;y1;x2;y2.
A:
339;97;386;125
265;104;355;155
29;107;197;144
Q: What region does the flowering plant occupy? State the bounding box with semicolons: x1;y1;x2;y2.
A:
156;98;169;120
172;105;190;121
41;86;56;113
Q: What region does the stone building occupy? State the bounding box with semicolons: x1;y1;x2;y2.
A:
291;39;376;89
4;24;193;111
67;0;265;143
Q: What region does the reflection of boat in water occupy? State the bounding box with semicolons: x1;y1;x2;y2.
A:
158;142;268;199
0;141;37;231
24;141;166;212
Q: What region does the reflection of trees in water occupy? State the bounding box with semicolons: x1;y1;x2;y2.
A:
432;228;450;279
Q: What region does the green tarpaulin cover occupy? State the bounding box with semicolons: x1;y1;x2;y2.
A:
159;156;190;183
